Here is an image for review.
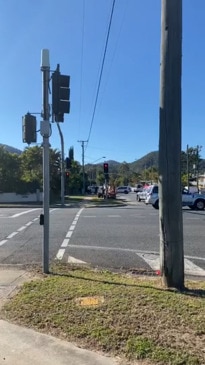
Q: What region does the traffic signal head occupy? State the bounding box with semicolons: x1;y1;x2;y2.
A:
52;68;70;122
103;163;109;174
22;113;37;144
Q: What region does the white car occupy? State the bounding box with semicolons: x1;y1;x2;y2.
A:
116;186;129;194
145;186;205;210
136;186;150;201
144;185;159;206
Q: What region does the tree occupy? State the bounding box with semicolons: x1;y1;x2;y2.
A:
68;146;74;161
20;146;61;197
181;146;202;189
20;146;43;190
66;160;82;195
119;162;130;185
0;146;21;192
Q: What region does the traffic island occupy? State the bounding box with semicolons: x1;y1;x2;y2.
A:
1;264;205;365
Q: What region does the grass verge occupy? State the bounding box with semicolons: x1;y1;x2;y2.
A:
65;195;125;206
1;264;205;365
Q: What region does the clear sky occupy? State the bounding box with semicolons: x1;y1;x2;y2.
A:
0;0;205;164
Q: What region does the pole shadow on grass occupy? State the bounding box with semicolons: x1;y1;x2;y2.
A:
49;266;205;298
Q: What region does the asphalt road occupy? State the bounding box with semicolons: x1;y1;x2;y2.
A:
0;194;205;277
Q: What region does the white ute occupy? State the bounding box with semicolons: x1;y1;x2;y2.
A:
145;187;205;211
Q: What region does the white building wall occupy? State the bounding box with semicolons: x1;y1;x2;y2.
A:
0;191;43;203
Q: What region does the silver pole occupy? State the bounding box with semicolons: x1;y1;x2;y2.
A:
40;49;50;274
187;144;189;191
82;141;85;195
56;122;65;205
78;140;87;195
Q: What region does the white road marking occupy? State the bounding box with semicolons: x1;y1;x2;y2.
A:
0;240;7;246
65;245;205;260
184;217;200;220
67;244;151;253
184;258;205;276
83;215;97;218
137;253;159;270
56;208;84;260
11;209;40;218
0;215;39;247
107;215;121;218
137;253;205;277
64;245;205;276
33;217;39;221
185;255;205;261
67;256;87;264
56;249;65;260
7;232;18;239
17;226;26;232
66;231;73;238
61;239;70;248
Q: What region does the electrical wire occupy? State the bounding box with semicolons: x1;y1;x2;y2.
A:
85;0;116;150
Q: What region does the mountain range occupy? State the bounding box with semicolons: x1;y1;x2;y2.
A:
0;144;22;155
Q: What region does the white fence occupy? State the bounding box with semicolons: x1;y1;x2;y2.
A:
0;190;43;203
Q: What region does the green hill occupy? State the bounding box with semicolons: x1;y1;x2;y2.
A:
130;151;158;172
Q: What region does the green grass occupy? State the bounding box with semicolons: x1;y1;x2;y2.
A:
1;265;205;365
64;195;125;206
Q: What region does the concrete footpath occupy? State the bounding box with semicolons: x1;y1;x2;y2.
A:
0;268;119;365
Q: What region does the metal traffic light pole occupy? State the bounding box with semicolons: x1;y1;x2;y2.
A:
40;49;50;274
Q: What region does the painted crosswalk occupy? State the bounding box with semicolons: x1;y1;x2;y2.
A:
55;244;205;277
137;252;205;277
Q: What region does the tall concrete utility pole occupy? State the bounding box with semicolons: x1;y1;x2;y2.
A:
40;49;51;274
159;0;184;289
78;140;87;194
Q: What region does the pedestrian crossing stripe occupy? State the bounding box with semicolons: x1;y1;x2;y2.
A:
55;245;205;277
137;253;205;277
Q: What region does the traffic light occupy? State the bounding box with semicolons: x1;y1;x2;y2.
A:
22;113;37;144
52;66;70;122
103;163;109;174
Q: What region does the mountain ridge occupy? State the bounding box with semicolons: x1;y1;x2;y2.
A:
0;144;22;155
2;144;205;174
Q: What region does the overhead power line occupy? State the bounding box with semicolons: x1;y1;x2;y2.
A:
85;0;116;149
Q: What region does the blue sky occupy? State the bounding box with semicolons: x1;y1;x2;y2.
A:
0;0;205;164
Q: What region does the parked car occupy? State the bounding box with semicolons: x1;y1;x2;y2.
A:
136;187;150;201
87;185;98;194
144;185;159;206
134;184;143;193
116;186;129;194
145;185;205;210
